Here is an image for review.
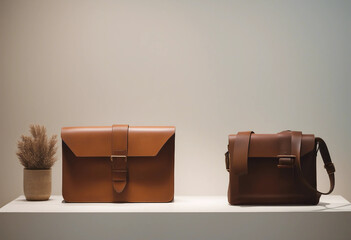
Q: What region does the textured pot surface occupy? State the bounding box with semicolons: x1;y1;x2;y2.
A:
23;168;52;201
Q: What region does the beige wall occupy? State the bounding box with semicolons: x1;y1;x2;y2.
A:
1;0;350;207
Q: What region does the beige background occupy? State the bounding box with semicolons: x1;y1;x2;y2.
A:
1;0;350;207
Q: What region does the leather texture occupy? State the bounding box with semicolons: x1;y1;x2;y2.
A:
62;125;175;203
225;130;335;205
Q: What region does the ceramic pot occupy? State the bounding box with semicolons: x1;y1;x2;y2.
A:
23;168;51;201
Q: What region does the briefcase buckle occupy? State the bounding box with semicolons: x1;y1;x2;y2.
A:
110;155;127;162
277;155;295;168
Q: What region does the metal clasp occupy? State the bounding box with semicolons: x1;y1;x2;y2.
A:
110;155;127;162
110;155;127;173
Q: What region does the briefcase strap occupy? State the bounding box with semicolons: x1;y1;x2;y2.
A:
231;131;254;175
292;132;335;196
111;124;129;193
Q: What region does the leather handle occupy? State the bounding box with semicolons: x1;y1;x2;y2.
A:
292;132;335;196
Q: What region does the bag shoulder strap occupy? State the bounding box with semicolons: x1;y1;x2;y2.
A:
291;131;335;196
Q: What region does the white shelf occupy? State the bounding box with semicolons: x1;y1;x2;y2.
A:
1;195;350;213
1;195;351;240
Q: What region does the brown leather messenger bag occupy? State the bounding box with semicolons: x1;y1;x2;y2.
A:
225;130;335;205
62;124;175;203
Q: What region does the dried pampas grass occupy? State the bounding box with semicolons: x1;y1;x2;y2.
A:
17;125;58;169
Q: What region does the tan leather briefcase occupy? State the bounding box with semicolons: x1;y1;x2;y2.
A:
225;131;335;205
62;125;175;202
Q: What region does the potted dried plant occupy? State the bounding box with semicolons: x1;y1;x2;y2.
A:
16;125;58;201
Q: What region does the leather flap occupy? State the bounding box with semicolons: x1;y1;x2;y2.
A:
61;126;175;157
229;133;315;158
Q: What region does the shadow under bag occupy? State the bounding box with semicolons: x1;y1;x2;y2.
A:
225;131;335;205
62;124;175;203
